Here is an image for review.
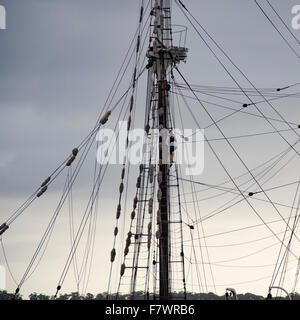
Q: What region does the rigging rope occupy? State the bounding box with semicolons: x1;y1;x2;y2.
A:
173;66;300;258
175;0;300;156
254;0;300;59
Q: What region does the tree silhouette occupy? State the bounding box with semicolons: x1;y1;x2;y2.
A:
1;289;298;300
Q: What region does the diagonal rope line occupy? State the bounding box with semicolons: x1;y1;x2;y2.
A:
173;66;300;257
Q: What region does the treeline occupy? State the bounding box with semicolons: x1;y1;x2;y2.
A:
1;290;299;300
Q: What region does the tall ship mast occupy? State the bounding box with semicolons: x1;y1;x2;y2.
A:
111;0;189;300
0;0;300;301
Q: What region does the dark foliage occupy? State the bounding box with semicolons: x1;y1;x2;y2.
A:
1;290;299;300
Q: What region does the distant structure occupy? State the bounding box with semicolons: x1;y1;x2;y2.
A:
0;265;6;290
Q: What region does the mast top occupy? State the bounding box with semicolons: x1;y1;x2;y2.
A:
147;0;188;65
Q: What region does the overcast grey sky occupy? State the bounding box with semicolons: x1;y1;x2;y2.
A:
1;0;300;298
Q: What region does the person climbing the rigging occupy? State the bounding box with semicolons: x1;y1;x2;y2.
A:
169;131;176;166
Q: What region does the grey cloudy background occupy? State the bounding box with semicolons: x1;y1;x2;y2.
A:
0;0;300;298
